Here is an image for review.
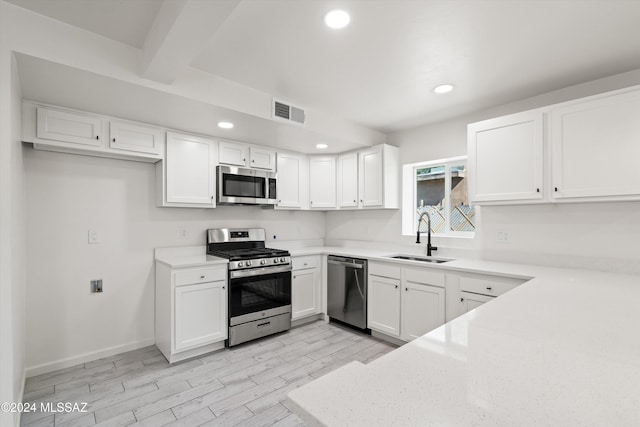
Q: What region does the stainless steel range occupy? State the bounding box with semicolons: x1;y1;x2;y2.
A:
206;228;291;347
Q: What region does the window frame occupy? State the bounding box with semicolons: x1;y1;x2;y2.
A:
401;155;475;238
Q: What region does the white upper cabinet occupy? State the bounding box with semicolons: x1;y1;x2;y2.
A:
162;132;216;207
249;146;276;170
334;144;399;210
25;103;162;162
550;87;640;201
468;84;640;205
337;152;359;208
358;144;400;209
218;140;248;167
109;121;163;156
36;106;102;147
218;140;276;171
467;109;544;204
309;156;337;209
358;146;383;207
276;151;309;209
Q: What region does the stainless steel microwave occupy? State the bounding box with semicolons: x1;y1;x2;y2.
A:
217;166;277;206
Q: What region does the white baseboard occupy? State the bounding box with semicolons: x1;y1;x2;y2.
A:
25;337;155;378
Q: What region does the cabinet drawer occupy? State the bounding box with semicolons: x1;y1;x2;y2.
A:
292;255;318;271
175;267;226;286
403;267;445;287
459;275;523;297
369;262;401;280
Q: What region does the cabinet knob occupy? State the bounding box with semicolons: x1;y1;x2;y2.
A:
243;158;246;162
486;286;492;291
112;137;116;142
278;199;281;203
405;287;408;291
222;286;225;290
536;188;540;193
252;159;255;163
200;275;205;279
293;276;296;279
360;199;363;203
395;285;398;289
460;297;464;302
95;135;99;140
554;187;558;192
353;200;356;203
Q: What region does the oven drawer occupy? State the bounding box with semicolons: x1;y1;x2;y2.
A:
175;266;226;286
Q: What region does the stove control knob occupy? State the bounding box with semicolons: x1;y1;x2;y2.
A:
261;259;266;265
273;258;278;264
246;260;252;267
280;257;286;262
238;262;244;268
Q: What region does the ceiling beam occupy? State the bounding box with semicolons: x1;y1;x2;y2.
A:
140;0;240;84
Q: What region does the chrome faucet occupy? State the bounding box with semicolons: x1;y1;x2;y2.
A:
416;210;438;256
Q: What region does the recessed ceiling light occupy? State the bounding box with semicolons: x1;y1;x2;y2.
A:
324;10;350;29
217;121;234;129
433;84;454;94
316;143;328;149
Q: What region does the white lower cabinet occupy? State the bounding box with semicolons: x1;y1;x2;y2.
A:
459;291;494;314
292;255;321;320
368;274;401;337
401;281;445;342
155;262;228;363
174;281;227;351
368;263;446;342
446;272;528;321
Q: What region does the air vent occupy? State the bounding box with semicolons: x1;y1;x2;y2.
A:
272;98;306;125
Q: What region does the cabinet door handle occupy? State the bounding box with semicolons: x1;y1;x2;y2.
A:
554;187;558;192
536;188;540;193
200;275;205;279
486;286;492;291
95;135;99;140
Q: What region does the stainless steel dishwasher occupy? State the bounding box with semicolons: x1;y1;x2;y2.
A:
327;255;368;330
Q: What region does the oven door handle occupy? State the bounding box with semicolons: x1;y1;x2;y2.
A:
230;265;292;279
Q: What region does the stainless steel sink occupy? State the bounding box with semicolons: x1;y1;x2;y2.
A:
388;255;451;264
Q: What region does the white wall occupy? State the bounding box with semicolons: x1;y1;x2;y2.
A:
326;69;640;274
24;148;325;374
0;50;26;427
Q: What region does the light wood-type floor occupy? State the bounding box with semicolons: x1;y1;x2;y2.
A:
21;320;396;427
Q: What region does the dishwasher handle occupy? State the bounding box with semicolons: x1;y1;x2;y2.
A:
328;259;364;269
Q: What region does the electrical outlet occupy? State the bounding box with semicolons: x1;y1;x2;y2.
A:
497;231;510;243
88;229;99;244
91;279;103;293
178;226;188;239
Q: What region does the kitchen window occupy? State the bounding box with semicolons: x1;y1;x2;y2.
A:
402;156;475;238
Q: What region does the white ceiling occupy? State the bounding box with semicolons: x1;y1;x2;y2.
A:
4;0;162;48
7;0;640;133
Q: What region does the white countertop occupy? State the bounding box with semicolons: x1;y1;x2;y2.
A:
287;256;640;426
154;243;640;425
154;246;228;268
